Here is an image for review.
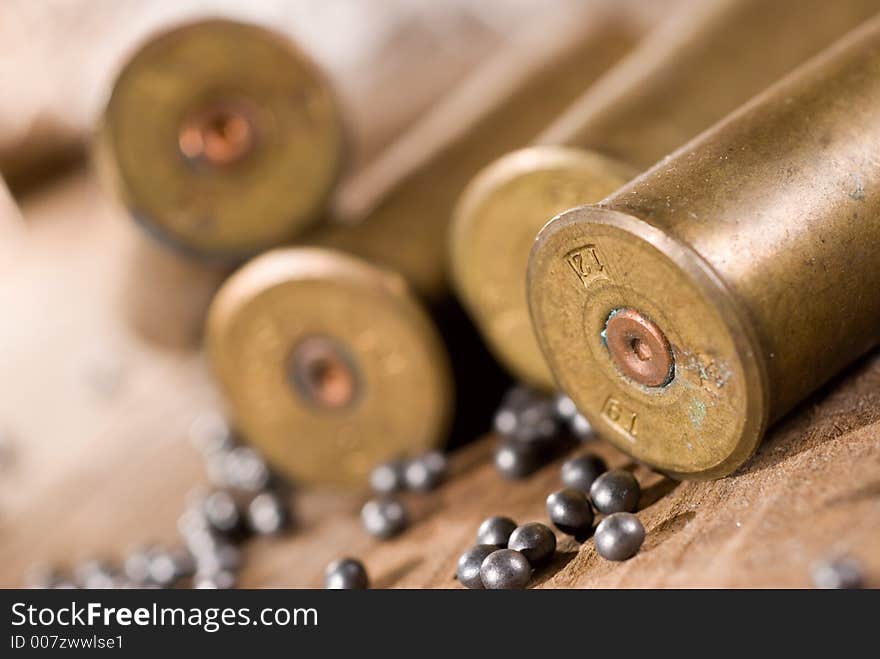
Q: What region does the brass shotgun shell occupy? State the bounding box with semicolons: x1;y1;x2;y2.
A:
95;19;343;259
528;17;880;479
451;0;880;389
309;12;639;300
207;248;453;488
205;11;638;482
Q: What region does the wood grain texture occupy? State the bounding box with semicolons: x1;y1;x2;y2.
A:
0;170;877;588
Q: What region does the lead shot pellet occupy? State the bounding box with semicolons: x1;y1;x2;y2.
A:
812;556;865;589
194;570;236;590
594;513;645;561
590;470;641;515
73;559;119;589
507;523;557;568
247;492;289;536
494;439;543;480
561;453;607;493
568;413;595;441
403;450;448;492
476;516;518;548
189;412;236;456
325;558;369;590
554;394;578;421
201;490;244;537
456;545;497;590
223;446;271;492
149;549;194;588
361;497;409;539
546;488;594;537
370;459;407;494
493;386;559;443
480;549;532;590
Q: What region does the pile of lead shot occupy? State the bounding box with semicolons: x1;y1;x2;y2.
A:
548;453;645;561
457;517;556;589
457;451;647;589
24;413;292;589
360;450;448;539
493;387;590;479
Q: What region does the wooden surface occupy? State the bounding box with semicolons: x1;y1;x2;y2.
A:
0;170;877;588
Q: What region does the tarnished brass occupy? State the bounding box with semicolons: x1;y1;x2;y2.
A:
207;248;453;488
529;17;880;480
306;14;639;299
95;19;343;259
451;0;880;390
204;13;638;485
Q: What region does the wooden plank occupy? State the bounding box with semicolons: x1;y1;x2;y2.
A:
1;170;877;588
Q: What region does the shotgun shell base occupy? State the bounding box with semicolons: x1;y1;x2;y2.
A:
450;146;634;390
207;248;453;487
96;19;343;260
528;207;768;480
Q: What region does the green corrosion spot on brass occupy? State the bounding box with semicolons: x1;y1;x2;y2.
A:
689;398;707;428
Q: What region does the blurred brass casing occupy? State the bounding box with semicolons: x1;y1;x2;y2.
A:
307;13;639;300
95;19;343;260
528;17;880;480
207;248;453;488
451;0;880;390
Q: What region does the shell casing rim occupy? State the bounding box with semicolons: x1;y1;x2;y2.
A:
95;18;344;261
450;145;635;391
206;247;454;488
528;205;770;480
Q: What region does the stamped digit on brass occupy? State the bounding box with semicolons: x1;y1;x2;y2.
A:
601;395;639;441
564;244;608;288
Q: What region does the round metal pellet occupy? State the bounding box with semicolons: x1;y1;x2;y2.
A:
247;492;289;536
493;386;559;443
812;556;865;589
594;512;645;561
189;412;235;455
569;412;595;441
456;545;496;589
148;551;182;588
590;469;641;514
194;569;236;589
494;439;543;480
96;19;343;258
73;560;119;589
546;488;594;537
480;549;532;590
207;248;453;487
194;543;241;578
222;446;271;492
508;523;556;568
476;515;517;548
370;459;406;494
561;453;607;493
361;497;408;539
403;450;448;492
325;558;369;590
554;394;578;421
124;547;156;586
202;490;243;536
